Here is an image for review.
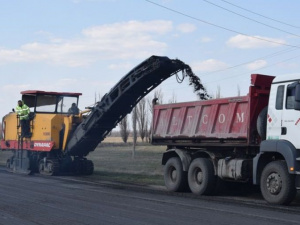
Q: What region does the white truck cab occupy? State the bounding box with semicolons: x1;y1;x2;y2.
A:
267;74;300;149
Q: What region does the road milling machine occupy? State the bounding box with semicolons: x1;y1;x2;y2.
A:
1;56;199;175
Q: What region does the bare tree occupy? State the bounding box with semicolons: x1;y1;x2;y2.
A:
168;92;177;104
131;107;137;159
146;88;164;143
216;85;221;99
119;115;130;143
145;124;150;143
136;98;148;142
147;88;164;116
154;88;164;104
237;85;241;96
109;131;121;137
94;92;102;103
0;122;2;139
145;97;154;143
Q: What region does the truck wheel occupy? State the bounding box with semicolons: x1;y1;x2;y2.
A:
260;161;296;205
188;158;216;195
257;107;268;140
164;157;187;192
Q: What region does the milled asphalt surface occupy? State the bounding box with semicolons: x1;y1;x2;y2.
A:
1;169;300;224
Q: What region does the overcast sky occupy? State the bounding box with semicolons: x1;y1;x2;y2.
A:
1;0;300;118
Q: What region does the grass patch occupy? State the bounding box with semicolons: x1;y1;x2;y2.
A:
90;144;166;186
91;171;164;186
0;143;167;186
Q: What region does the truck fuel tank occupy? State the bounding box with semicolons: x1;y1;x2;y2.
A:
217;158;252;181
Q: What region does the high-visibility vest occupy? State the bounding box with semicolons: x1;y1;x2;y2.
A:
16;103;30;120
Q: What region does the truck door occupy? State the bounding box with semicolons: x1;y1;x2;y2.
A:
266;84;284;140
280;82;300;148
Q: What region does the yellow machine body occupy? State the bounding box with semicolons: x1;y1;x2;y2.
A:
2;112;81;152
1;90;83;154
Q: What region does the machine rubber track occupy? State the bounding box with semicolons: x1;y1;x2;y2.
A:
38;158;60;176
66;56;190;156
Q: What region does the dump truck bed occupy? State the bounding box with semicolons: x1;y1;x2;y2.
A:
151;74;275;148
152;96;250;146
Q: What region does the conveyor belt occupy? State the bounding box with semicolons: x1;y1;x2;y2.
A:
66;56;190;156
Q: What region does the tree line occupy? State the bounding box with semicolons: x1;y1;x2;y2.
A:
118;88;166;144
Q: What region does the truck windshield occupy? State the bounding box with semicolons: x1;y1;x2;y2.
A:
35;95;78;113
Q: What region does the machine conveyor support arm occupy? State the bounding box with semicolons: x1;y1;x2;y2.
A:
66;56;190;156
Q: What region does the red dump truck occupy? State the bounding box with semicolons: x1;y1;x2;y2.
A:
151;74;300;205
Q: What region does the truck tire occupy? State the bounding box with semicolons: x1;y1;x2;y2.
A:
188;158;216;195
164;157;187;192
260;161;296;205
257;107;268;140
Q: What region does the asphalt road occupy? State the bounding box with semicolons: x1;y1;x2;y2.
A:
1;170;300;225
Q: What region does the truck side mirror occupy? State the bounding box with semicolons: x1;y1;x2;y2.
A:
294;84;300;110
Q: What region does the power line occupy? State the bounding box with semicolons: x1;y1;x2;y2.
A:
203;54;300;85
162;53;300;92
220;0;300;29
198;47;298;76
145;0;300;91
161;47;298;87
145;0;300;48
202;0;300;38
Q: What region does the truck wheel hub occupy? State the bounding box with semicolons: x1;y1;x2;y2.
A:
266;173;282;194
170;167;177;181
195;168;203;184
